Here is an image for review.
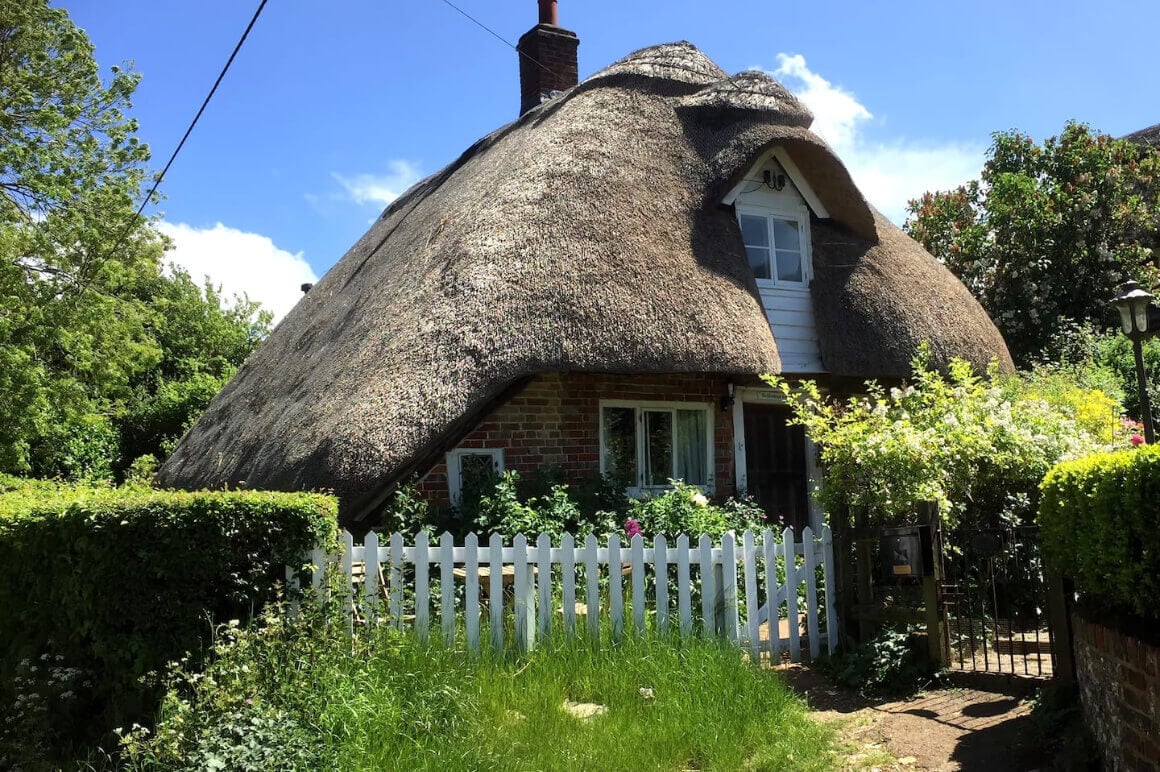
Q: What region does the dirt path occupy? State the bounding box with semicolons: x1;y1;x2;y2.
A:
782;667;1050;771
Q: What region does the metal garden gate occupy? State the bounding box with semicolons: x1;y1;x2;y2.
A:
940;526;1055;676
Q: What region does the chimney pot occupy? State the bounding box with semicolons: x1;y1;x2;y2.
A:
538;0;558;25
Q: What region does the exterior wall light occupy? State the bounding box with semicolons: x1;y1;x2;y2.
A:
720;382;735;412
1111;280;1158;443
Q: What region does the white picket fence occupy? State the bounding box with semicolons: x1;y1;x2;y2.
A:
291;526;838;663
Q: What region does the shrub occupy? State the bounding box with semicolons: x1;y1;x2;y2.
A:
819;626;937;696
1039;445;1160;622
0;486;337;766
474;471;617;539
378;483;430;535
629;481;766;539
766;348;1125;531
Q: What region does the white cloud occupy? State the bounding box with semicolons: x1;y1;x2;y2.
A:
770;54;984;224
158;221;317;324
333;159;423;207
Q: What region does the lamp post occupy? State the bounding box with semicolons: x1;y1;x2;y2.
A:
1111;280;1156;444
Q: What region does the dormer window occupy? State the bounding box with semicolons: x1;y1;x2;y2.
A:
738;210;807;285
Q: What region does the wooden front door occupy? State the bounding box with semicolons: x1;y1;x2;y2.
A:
743;403;810;532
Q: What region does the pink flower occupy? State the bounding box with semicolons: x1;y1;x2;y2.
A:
1131;433;1146;447
624;518;643;539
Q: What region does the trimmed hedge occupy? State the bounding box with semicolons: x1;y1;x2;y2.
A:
1039;446;1160;621
0;485;336;761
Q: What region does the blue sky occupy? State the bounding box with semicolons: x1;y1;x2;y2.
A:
64;0;1160;320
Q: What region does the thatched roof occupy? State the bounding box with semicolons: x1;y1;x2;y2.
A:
1124;122;1160;147
159;42;1011;512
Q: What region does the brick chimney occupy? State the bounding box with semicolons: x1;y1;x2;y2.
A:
517;0;579;115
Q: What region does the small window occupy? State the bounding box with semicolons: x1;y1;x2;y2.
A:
446;448;504;506
600;402;713;494
738;209;808;286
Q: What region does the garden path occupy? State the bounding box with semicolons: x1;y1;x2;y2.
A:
783;666;1050;770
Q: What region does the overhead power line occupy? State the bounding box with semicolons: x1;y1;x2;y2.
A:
101;0;270;264
436;0;560;80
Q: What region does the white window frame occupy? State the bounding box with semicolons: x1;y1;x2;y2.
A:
735;203;813;290
445;447;504;506
598;399;715;497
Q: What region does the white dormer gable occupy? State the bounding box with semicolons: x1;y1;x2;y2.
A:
725;148;826;373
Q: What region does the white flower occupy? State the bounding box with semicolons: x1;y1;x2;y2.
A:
692;493;709;507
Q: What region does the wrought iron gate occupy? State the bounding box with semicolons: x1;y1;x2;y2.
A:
940;526;1055;676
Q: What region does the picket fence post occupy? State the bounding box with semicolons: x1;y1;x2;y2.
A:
699;534;715;637
489;532;504;652
676;534;691;637
654;534;669;636
464;532;480;652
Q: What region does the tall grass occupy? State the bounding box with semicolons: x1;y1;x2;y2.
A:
121;604;835;771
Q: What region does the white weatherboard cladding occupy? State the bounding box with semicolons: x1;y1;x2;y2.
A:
728;149;825;374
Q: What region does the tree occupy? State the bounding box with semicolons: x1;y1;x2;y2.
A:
116;268;271;469
0;0;165;473
905;122;1160;366
0;1;269;479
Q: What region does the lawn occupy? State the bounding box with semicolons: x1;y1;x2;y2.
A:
121;607;836;771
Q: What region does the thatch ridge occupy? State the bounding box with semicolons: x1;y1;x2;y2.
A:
1124;122;1160;147
159;42;1011;512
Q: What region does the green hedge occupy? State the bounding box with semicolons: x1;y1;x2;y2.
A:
0;486;337;762
1039;446;1160;621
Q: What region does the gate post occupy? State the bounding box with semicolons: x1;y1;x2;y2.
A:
1044;569;1076;685
921;505;950;667
831;503;856;645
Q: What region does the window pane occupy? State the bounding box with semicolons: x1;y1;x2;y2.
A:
458;453;499;506
675;409;707;485
643;410;673;487
772;218;801;251
602;407;637;486
776;249;803;282
745;246;771;279
739;214;769;247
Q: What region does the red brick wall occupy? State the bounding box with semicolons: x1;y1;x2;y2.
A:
416;372;736;506
1072;613;1160;770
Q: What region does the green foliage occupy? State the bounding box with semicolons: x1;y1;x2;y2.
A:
906;122;1160;365
1048;320;1160;440
117;269;271;467
766;349;1125;530
124;454;159;489
0;3;269;481
820;627;936;697
516;465;631;522
474;471;615;539
0;487;337;765
629;481;766;539
121;605;836;771
379;483;431;535
1039;445;1160;621
0;0;161;474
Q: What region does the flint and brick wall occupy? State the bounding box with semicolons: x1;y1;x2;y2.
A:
1073;613;1160;771
416;372;736;506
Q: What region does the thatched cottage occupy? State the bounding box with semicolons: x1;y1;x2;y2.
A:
159;3;1012;528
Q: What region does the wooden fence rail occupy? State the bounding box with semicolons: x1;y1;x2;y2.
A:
291;526;838;663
